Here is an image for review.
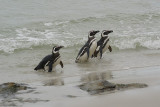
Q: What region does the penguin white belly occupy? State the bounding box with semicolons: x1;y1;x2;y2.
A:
89;40;97;57
77;53;88;62
52;57;61;67
102;43;110;54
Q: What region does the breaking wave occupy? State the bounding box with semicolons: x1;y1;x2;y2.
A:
112;36;160;50
0;28;86;53
0;28;159;53
0;13;160;53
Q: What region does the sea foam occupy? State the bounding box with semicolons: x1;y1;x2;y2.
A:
0;24;160;53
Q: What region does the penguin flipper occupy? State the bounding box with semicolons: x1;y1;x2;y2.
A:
48;61;53;72
99;46;103;59
60;61;64;68
108;45;112;52
87;47;90;59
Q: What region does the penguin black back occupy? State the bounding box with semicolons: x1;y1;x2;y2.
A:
34;54;56;70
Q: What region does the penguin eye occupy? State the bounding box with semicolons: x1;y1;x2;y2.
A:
55;48;58;51
103;32;108;35
90;32;94;36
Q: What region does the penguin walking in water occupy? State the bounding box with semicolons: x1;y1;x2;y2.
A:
93;30;113;59
75;30;100;63
34;46;64;72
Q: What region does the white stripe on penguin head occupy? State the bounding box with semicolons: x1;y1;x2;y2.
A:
101;30;108;38
52;46;59;54
88;30;94;38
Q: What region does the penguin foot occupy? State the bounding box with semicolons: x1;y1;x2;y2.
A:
75;60;78;63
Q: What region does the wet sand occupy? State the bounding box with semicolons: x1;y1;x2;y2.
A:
0;49;160;107
1;65;158;107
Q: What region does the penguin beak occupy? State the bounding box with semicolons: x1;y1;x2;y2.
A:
104;30;113;35
93;30;100;37
108;30;113;34
109;30;113;33
95;30;100;34
54;46;64;51
57;46;64;50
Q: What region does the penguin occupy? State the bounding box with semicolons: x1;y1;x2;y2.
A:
75;30;99;63
92;30;113;59
34;46;64;72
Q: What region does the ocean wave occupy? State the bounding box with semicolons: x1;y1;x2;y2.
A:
0;29;160;54
60;13;160;25
43;16;100;28
112;36;160;50
44;22;53;26
0;28;86;53
0;13;160;53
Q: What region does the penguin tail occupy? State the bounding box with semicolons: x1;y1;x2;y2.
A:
34;66;38;70
34;64;43;71
34;61;45;71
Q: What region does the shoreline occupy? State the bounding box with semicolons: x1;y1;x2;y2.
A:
32;66;160;107
1;65;160;107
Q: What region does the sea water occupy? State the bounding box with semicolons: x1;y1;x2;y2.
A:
0;0;160;106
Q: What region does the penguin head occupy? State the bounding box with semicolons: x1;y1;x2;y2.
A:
52;46;64;54
88;30;100;39
101;30;113;38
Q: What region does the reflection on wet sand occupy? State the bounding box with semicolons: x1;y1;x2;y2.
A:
35;69;63;77
43;77;64;86
81;71;112;82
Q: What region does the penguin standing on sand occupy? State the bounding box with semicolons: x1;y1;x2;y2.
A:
75;30;100;63
93;30;113;59
34;46;64;72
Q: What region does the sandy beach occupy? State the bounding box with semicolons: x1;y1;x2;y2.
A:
1;49;160;107
8;65;160;107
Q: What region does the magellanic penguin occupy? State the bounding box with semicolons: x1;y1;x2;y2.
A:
34;46;64;72
75;30;100;63
92;30;113;59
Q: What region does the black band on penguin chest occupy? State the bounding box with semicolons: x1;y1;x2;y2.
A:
53;53;60;62
54;55;60;62
79;47;88;56
77;38;96;57
89;38;96;47
102;39;109;48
